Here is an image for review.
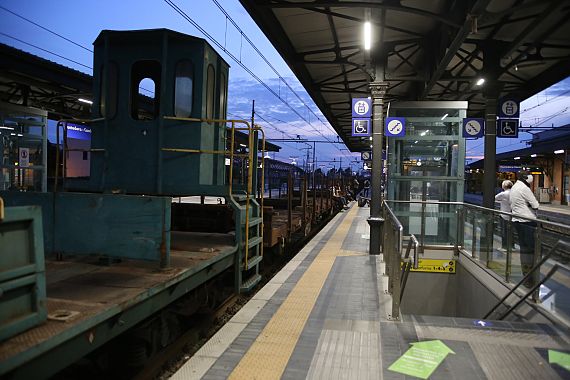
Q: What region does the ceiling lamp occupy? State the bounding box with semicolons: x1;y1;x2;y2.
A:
364;22;371;50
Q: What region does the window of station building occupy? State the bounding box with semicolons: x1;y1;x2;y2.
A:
206;64;215;120
131;60;161;121
220;71;227;119
99;62;118;119
174;60;193;118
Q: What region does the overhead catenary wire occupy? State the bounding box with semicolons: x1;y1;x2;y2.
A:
0;4;318;131
255;111;355;163
4;2;351;159
227;110;305;154
0;10;156;96
163;0;348;155
0;5;93;53
521;88;570;114
210;0;337;137
0;31;92;70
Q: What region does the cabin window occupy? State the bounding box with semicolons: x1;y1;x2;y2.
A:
174;60;193;118
131;60;161;120
206;64;215;120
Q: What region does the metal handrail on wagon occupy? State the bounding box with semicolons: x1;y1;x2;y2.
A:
163;116;266;269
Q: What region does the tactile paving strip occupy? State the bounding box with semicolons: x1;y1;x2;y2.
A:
228;206;358;379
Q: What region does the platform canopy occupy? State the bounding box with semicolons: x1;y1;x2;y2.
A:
239;0;570;151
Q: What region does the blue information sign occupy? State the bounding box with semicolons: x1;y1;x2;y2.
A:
352;118;371;137
462;118;484;138
352;98;372;118
385;117;406;137
497;119;519;138
498;98;519;118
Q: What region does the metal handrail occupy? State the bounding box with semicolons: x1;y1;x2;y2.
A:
386;199;570;232
383;200;403;255
382;199;570;321
400;234;419;302
483;240;570;319
499;265;560;320
382;200;405;320
256;125;266;259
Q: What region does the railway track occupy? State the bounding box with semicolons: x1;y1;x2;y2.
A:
136;294;243;380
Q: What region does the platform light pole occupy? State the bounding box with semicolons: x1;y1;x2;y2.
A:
368;78;389;256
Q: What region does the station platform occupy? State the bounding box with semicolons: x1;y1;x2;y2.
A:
172;204;570;379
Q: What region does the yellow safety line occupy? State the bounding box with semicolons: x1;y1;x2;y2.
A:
229;206;358;380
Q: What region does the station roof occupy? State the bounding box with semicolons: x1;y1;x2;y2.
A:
239;0;570;152
468;125;570;168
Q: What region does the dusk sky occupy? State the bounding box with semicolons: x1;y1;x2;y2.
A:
1;0;568;169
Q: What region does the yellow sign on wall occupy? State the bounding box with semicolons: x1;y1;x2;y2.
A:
405;259;456;273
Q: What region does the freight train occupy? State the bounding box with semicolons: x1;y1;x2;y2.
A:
0;29;349;378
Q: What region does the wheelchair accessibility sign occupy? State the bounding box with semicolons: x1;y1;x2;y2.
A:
497;119;519;138
352;118;371;136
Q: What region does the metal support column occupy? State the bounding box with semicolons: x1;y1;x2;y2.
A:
483;95;498;208
481;41;502;209
367;79;389;255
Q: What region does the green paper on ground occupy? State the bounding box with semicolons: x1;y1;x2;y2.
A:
388;340;455;379
549;350;570;371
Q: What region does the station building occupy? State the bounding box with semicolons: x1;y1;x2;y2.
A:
468;126;570;205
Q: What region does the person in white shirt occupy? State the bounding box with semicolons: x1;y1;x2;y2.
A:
495;180;513;250
509;171;539;286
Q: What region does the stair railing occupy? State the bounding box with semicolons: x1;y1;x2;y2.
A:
400;234;419;302
483;240;569;320
382;200;404;320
